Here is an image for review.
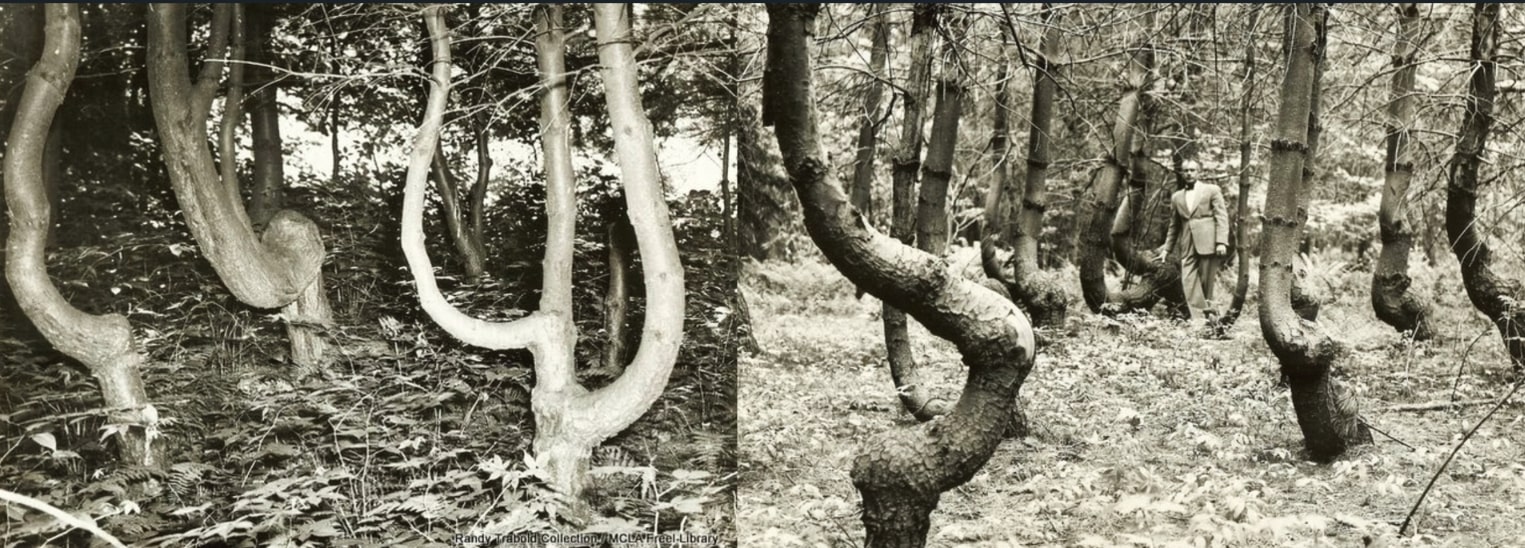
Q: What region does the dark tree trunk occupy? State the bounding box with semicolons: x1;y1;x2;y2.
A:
883;4;950;422
246;2;284;228
1218;5;1262;331
601;207;636;373
916;28;964;258
1260;4;1370;462
765;7;1036;547
1108;93;1184;316
737;104;797;261
469;118;491;250
982;5;1071;329
848;4;889;222
1076;27;1153;313
1447;3;1525;372
1372;3;1434;341
430;147;487;280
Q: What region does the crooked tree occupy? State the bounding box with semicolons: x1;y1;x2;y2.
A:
1371;3;1433;341
4;4;163;467
1447;3;1525;372
1260;3;1370;462
765;5;1037;546
402;4;685;508
983;4;1073;328
145;3;334;373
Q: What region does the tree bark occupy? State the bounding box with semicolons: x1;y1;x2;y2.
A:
430;147;488;280
1260;4;1370;462
736;103;796;261
764;6;1036;547
4;4;162;468
1076;24;1153;313
1447;3;1525;372
1372;3;1434;341
848;4;889;221
1108;92;1184;316
1218;5;1262;331
145;3;333;373
601;207;636;373
883;4;950;422
982;5;1071;328
245;2;283;228
218;4;245;199
403;4;685;515
469;116;491;251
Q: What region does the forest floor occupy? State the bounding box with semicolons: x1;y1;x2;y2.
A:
739;250;1525;548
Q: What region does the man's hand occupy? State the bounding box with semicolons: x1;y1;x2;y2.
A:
1155;245;1169;263
1216;243;1228;256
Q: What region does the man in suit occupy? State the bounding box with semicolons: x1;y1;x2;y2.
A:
1159;173;1230;325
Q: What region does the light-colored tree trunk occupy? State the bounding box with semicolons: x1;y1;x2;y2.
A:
1260;4;1369;462
1372;3;1434;340
402;4;684;516
4;4;162;468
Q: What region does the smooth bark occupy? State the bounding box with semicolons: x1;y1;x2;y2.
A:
246;3;283;227
848;4;889;220
1372;3;1434;341
765;6;1036;547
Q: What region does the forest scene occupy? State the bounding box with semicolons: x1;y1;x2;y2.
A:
7;2;1525;548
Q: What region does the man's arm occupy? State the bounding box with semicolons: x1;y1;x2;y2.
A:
1212;185;1230;250
1161;192;1181;261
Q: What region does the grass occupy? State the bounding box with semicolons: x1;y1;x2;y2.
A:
739;248;1525;547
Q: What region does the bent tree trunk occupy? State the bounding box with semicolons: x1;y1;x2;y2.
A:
145;3;333;374
403;4;684;513
1373;3;1434;340
765;6;1037;547
1077;27;1153;314
1260;4;1369;462
4;4;162;468
1447;4;1525;372
1108;101;1184;315
982;4;1071;328
883;3;951;422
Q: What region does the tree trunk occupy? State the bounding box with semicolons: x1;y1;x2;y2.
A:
218;4;245;199
1447;3;1525;372
469;117;491;250
4;4;162;468
1260;4;1369;462
982;5;1071;328
246;2;283;228
1076;25;1153;313
430;147;487;280
601;207;636;373
1108;91;1184;316
404;4;685;516
1218;5;1262;331
736;104;796;261
1372;3;1434;341
765;7;1036;547
145;3;333;374
883;4;950;422
848;4;889;221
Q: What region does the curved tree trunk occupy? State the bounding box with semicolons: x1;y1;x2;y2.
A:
1372;3;1434;341
1108;95;1184;316
1447;3;1525;372
1260;4;1370;462
765;6;1037;547
883;3;950;422
1076;25;1154;314
145;3;333;374
403;4;685;515
4;4;162;468
1218;5;1262;331
848;4;889;221
982;5;1071;329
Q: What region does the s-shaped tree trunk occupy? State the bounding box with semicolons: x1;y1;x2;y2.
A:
1447;3;1525;373
4;4;163;468
1260;3;1370;462
983;4;1072;329
145;3;333;374
403;4;685;515
1371;3;1433;341
765;6;1037;547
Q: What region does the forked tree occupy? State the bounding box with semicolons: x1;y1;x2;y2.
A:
1372;3;1434;341
1260;3;1370;462
4;4;162;467
1447;3;1525;372
145;3;334;373
765;6;1037;546
983;4;1073;328
401;4;685;508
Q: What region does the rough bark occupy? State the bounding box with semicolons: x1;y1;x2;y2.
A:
883;4;951;422
1447;3;1525;372
430;146;488;280
981;5;1071;328
1372;3;1434;341
403;4;685;513
1260;4;1370;462
601;207;636;373
1218;5;1261;331
848;4;889;220
736;103;796;261
765;6;1036;547
1076;27;1153;313
4;4;162;468
245;2;283;228
145;3;333;373
1108;95;1184;315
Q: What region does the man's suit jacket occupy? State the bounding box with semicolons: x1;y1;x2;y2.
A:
1164;183;1229;257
